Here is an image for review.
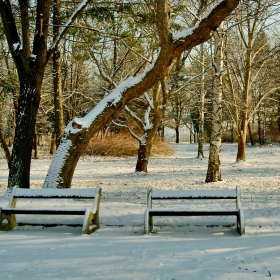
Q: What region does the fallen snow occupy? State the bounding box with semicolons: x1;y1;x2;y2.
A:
0;143;280;279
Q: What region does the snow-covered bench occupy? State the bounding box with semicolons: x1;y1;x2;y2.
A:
0;185;101;235
144;186;245;235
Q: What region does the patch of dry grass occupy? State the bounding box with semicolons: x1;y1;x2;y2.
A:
85;134;174;157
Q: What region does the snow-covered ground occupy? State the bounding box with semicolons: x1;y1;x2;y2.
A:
0;143;280;279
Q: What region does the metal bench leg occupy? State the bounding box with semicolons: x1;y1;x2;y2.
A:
0;208;16;231
144;209;153;234
237;209;245;235
82;208;98;235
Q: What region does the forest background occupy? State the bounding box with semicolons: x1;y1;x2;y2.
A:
0;0;280;191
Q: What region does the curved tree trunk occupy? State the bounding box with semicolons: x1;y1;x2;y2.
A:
43;0;240;189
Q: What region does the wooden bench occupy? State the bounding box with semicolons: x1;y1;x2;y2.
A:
0;186;101;235
144;186;245;235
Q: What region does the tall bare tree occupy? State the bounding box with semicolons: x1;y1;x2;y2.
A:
42;0;239;189
206;23;224;182
0;0;93;190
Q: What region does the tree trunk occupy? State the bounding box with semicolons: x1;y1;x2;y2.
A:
42;0;240;189
197;43;205;159
135;81;166;172
53;0;65;148
0;122;11;168
248;123;254;146
175;126;180;143
161;125;165;141
236;120;247;161
263;106;266;144
50;132;56;155
8;74;43;189
257;112;262;145
135;141;152;172
206;24;224;182
33;124;39;159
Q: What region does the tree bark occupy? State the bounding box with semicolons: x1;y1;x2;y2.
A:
0;122;11;168
175;126;180;143
135;81;166;172
33;124;39;159
53;0;65;148
197;43;205;159
206;24;224;182
8;73;44;188
43;0;240;189
135;141;152;172
248;123;255;146
50;132;56;155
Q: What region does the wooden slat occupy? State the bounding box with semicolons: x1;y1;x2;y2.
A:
149;210;239;217
13;187;99;199
1;208;87;215
151;189;237;200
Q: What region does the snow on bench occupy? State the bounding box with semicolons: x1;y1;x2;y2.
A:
144;186;245;235
0;185;102;235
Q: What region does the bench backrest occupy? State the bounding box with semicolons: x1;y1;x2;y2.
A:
147;186;241;209
8;186;101;208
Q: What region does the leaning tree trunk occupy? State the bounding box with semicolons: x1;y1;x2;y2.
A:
43;0;240;189
206;24;224;182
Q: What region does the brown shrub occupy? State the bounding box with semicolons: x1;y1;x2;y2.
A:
85;133;174;157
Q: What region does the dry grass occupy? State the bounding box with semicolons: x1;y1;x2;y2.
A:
85;134;174;157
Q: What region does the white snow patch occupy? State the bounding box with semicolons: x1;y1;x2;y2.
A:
0;143;280;279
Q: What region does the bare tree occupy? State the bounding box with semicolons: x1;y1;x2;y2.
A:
42;0;240;189
206;23;224;182
0;0;94;190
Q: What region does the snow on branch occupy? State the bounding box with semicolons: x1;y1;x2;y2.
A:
125;105;144;126
64;63;154;134
144;92;154;109
50;0;93;52
112;120;141;142
172;0;225;42
88;48;117;88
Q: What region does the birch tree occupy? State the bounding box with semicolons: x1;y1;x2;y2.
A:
42;0;240;189
206;23;224;182
197;43;206;159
